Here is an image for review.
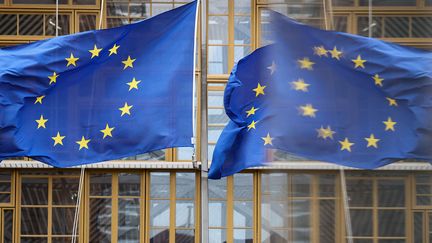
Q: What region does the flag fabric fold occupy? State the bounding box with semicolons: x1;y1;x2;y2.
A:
0;1;197;167
209;11;432;179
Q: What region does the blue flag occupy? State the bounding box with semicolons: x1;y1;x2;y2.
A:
0;2;197;167
209;12;432;179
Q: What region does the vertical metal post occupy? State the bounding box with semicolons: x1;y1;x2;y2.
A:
200;0;209;242
340;168;354;243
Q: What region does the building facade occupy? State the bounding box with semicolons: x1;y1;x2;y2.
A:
0;0;432;242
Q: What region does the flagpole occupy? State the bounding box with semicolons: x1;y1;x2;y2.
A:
199;0;209;242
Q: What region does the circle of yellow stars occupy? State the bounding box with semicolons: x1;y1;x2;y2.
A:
246;44;399;154
33;42;145;151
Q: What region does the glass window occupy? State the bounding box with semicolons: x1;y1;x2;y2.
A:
13;0;67;4
2;209;14;243
78;14;97;32
0;170;12;204
73;0;96;4
332;0;354;6
0;14;18;35
359;0;416;6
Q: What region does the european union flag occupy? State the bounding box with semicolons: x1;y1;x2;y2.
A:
0;2;197;167
209;11;432;179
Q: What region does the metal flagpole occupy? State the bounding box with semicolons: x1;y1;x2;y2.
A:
340;168;354;243
199;0;209;242
55;0;58;37
368;0;373;37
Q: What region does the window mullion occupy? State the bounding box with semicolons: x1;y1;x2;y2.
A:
170;172;176;243
47;177;52;243
228;0;234;73
227;176;234;243
112;173;119;243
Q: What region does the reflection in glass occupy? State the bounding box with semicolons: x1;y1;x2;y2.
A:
20;238;48;243
234;16;251;44
209;229;226;243
350;209;373;236
233;229;253;242
176;201;195;227
13;0;67;3
209;0;228;14
412;17;432;38
52;178;79;205
118;198;140;242
378;210;405;237
21;178;48;205
414;212;423;243
334;16;348;33
176;230;195;243
152;4;173;16
90;174;112;196
150;172;170;198
378;179;405;207
45;15;70;36
150;200;170;227
3;210;13;242
150;229;169;243
52;207;75;235
234;174;253;199
209;177;227;199
0;182;11;192
292;174;311;197
261;173;288;200
357;17;382;37
319;200;335;243
19;14;43;35
347;179;373;207
208;45;229;74
292;199;310;242
209;201;226;227
89;198;111;242
79;15;96;32
208;16;228;45
177;147;194;161
234;201;253;227
21;207;48;235
209;108;229;124
0;14;17;35
0;193;10;203
359;0;415;5
234;46;251;64
119;173;141;196
384;17;409;38
176;173;195;198
73;0;96;4
319;174;336;197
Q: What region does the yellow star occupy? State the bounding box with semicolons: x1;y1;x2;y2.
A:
247;120;258;131
89;44;102;59
51;132;65;146
246;106;259;117
48;72;59;85
299;104;318;118
365;134;380;148
122;56;136;70
316;125;335;140
261;133;274;145
386;97;398;106
373;74;384;87
65;53;79;67
298;57;315;70
76;136;91;150
290;79;310;92
267;61;276;75
100;124;114;139
34;95;45;104
253;83;266;97
313;46;328;57
127;78;141;91
339;138;354;152
329;46;342;60
352;55;366;68
383;117;396;131
109;44;120;56
35;115;48;129
119;102;133;116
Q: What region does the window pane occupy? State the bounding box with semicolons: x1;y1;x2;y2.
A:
209;176;227;199
234;16;251;44
234;0;251;14
234;173;253;200
45;15;70;36
234;45;251;64
350;209;373;236
261;173;288;200
359;0;416;5
378;210;405;237
119;173;140;196
176;173;195;198
292;174;311;197
233;229;253;242
21;178;48;205
150;200;170;227
262;201;288;228
209;229;226;243
320;200;335;243
208;45;229;74
107;2;129;17
332;0;354;6
414;212;423;243
0;14;17;35
412;17;432;38
334;16;348;32
208;16;228;45
21;238;48;243
79;15;96;32
347;179;372;207
209;201;226;227
73;0;96;4
130;3;150;18
90;174;112;196
52;178;79;205
234;201;253;227
51;238;77;243
150;229;169;243
118;198;140;242
319;174;336;197
3;210;13;242
19;15;43;36
209;108;229;124
292;199;311;242
89;198;111;242
176;200;195;227
107;18;128;28
176;230;194;243
52;208;75;235
0;193;10;203
21;207;48;235
378;179;405;207
0;182;11;192
384;17;409;38
209;0;228;14
150;172;170;198
357;17;382;37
